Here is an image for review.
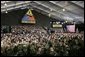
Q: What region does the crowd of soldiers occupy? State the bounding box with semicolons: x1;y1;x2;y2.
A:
1;26;84;56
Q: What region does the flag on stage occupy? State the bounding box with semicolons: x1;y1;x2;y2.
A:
66;25;75;32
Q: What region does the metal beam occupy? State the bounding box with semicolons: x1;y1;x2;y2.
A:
49;1;84;22
49;1;84;17
1;1;84;23
71;1;84;8
34;1;78;21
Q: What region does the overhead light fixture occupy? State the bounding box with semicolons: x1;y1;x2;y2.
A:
48;13;51;17
4;3;7;6
65;21;67;23
62;23;63;24
63;9;65;11
5;11;8;13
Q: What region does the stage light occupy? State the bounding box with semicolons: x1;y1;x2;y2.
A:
57;23;59;24
56;22;58;24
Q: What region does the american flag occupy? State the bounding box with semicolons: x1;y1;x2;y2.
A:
66;25;75;32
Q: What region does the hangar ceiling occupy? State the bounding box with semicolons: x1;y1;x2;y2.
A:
1;1;84;23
